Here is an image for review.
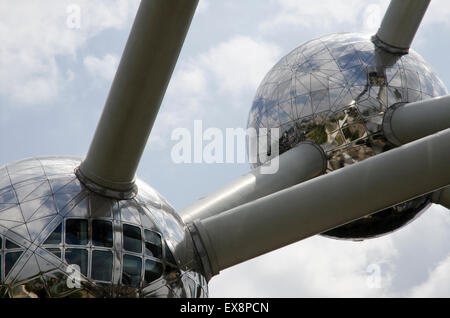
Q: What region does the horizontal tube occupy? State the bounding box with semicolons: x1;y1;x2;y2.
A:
79;0;198;196
180;142;327;224
373;0;430;54
383;95;450;146
193;128;450;276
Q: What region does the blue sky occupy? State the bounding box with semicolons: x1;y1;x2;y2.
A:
1;0;450;297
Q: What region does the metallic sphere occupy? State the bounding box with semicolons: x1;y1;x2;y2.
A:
247;33;447;240
0;157;207;298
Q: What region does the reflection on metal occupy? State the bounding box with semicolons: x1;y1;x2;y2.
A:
0;157;207;298
193;129;450;276
247;33;447;240
79;0;199;195
181;142;326;224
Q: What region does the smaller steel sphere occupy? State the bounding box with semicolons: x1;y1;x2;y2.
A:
247;33;447;240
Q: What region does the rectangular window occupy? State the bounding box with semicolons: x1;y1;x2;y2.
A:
144;230;162;259
66;219;88;245
144;259;162;285
6;239;20;250
92;250;113;282
122;254;142;288
164;244;178;275
44;224;62;245
65;249;88;276
123;224;142;253
165;244;176;265
5;251;23;278
92;220;113;248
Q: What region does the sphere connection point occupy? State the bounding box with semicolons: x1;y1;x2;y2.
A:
75;168;138;200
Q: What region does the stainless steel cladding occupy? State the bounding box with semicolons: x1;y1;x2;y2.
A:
247;33;447;240
0;157;207;298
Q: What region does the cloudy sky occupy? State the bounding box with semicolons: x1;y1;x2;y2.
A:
1;0;450;297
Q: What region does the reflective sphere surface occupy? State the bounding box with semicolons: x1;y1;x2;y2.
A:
0;157;207;298
247;33;447;240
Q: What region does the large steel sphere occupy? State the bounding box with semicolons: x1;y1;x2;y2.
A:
247;33;447;240
0;157;207;298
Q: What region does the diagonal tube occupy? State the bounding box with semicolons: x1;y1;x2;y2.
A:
191;129;450;277
78;0;198;198
372;0;431;55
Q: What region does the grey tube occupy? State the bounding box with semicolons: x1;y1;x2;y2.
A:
432;187;450;210
180;142;327;224
383;95;450;146
78;0;198;197
192;129;450;276
441;188;450;209
372;0;430;54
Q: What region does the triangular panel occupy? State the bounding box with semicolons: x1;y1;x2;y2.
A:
0;188;17;205
65;197;89;218
25;181;52;202
13;181;44;202
14;254;41;283
10;224;31;241
27;216;57;241
0;206;24;223
20;197;49;222
28;197;58;222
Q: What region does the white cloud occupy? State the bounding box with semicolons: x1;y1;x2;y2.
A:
149;36;281;150
84;54;119;81
210;234;397;297
262;0;450;35
0;0;138;105
209;204;450;298
149;63;208;150
171;64;207;96
261;0;389;34
197;0;210;14
201;36;281;98
409;254;450;297
423;0;450;27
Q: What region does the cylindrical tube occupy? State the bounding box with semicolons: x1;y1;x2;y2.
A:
383;95;450;146
432;187;450;210
193;128;450;276
373;0;430;54
440;188;450;209
180;142;327;224
79;0;198;196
